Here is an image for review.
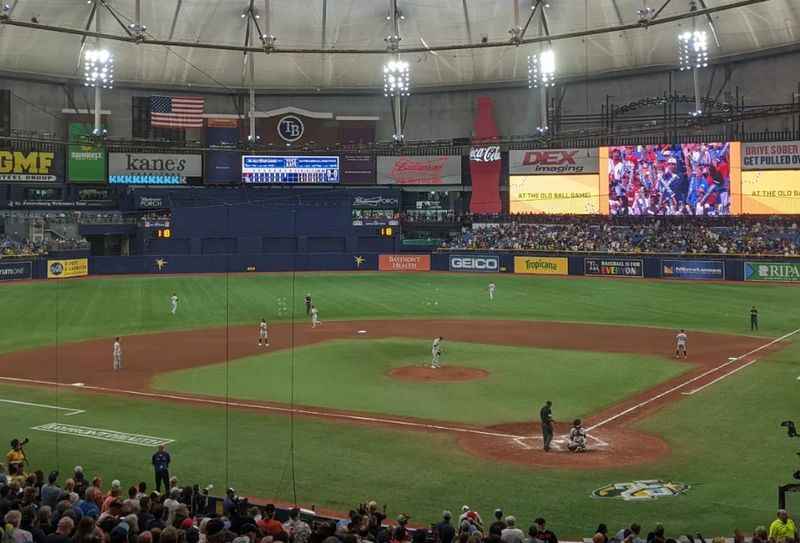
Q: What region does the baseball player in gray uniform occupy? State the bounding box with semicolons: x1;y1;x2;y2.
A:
170;293;179;315
431;337;443;368
113;337;123;371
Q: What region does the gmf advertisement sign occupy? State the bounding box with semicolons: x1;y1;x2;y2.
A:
68;122;107;183
0;149;64;182
47;258;88;279
378;254;431;272
514;256;568;275
585;257;643;277
509;148;598;175
744;261;800;282
662;259;724;280
742;142;800;170
449;255;499;272
0;261;32;281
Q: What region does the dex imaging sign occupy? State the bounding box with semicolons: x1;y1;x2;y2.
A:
509;148;598;175
449;255;499;272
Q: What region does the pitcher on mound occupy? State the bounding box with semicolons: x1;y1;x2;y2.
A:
431;336;443;368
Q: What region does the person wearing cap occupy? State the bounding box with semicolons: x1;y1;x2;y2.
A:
41;472;62;509
531;518;558;543
435;511;455;543
540;401;554;452
501;517;525;543
283;508;311;543
489;510;506;536
6;439;27;473
102;484;122;514
151;446;171;494
163;488;182;527
768;509;796;541
257;504;283;537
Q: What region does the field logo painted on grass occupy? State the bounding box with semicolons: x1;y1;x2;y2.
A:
514;256;568;275
744;261;800;282
32;423;173;447
591;480;690;501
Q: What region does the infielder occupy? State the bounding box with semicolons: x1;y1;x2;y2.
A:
258;319;269;347
170;293;179;315
488;282;496;301
304;294;313;316
567;418;587;452
113;337;123;371
310;305;320;328
431;336;443;368
675;329;688;359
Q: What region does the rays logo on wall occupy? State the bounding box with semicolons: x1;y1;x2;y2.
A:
278;115;304;142
591;480;690;501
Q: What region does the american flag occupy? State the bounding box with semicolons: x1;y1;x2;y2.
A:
150;96;204;128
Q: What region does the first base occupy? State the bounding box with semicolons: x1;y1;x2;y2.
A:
728;357;737;361
357;330;368;334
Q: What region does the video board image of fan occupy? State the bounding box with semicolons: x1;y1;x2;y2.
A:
607;143;731;216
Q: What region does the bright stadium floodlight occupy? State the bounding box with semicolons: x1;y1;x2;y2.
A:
383;58;410;98
527;48;556;88
678;30;708;71
83;48;114;89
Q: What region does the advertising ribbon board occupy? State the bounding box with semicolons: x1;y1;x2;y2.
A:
377;156;461;185
0;261;32;281
742;142;800;170
514;256;568;275
47;258;88;279
662;259;724;280
509;148;598;175
585;257;643;277
744;261;800;282
378;254;430;272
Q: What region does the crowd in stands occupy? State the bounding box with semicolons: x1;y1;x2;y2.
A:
445;216;800;255
1;444;797;543
0;236;88;258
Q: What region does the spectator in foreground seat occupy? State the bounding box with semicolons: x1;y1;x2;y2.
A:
436;511;455;543
45;516;73;543
6;509;34;543
501;517;525;543
530;518;557;543
768;510;796;542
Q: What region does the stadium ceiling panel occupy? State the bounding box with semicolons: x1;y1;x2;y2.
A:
0;0;796;91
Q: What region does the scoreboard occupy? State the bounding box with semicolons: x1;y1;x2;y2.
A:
242;156;340;184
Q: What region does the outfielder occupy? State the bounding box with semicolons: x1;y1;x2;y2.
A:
675;329;688;359
258;319;269;346
113;337;123;371
488;282;496;301
310;305;320;328
567;418;587;452
431;336;443;368
170;293;179;315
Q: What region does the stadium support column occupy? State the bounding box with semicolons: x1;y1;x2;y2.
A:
539;86;547;133
693;66;701;116
94;85;102;133
249;86;256;143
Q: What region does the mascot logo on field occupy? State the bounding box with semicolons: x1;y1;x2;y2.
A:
592;480;689;501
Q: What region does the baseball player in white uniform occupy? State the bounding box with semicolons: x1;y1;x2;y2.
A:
675;329;688;359
431;336;443;368
112;337;123;371
170;293;179;315
488;282;496;301
258;319;269;346
310;305;320;328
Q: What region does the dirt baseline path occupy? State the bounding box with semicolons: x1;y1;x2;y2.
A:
0;319;784;469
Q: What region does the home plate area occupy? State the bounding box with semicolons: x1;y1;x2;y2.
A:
511;433;610;451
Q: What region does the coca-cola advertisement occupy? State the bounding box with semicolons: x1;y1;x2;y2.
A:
377;155;461;185
469;97;502;213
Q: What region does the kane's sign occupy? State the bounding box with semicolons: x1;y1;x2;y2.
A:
109;153;202;178
509;148;598;175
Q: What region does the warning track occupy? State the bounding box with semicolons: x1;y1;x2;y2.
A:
0;319;788;469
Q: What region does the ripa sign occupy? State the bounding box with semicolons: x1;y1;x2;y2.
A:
449;255;500;272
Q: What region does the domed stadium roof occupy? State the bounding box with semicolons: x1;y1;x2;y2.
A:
0;0;796;92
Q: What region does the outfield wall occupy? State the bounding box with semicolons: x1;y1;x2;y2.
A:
3;253;800;282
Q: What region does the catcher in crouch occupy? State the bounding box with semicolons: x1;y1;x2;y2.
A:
567;418;588;452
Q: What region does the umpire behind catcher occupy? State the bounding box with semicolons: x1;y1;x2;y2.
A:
540;401;554;452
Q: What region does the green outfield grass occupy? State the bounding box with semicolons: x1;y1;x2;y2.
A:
0;272;798;537
152;339;686;425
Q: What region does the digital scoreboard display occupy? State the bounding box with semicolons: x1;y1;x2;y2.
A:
242;156;340;184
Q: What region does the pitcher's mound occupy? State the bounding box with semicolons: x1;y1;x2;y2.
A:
388;365;489;383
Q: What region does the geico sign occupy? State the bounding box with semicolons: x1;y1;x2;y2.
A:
450;256;499;271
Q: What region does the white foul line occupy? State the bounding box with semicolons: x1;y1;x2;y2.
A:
587;327;800;432
0;376;524;440
0;398;85;416
681;358;759;396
